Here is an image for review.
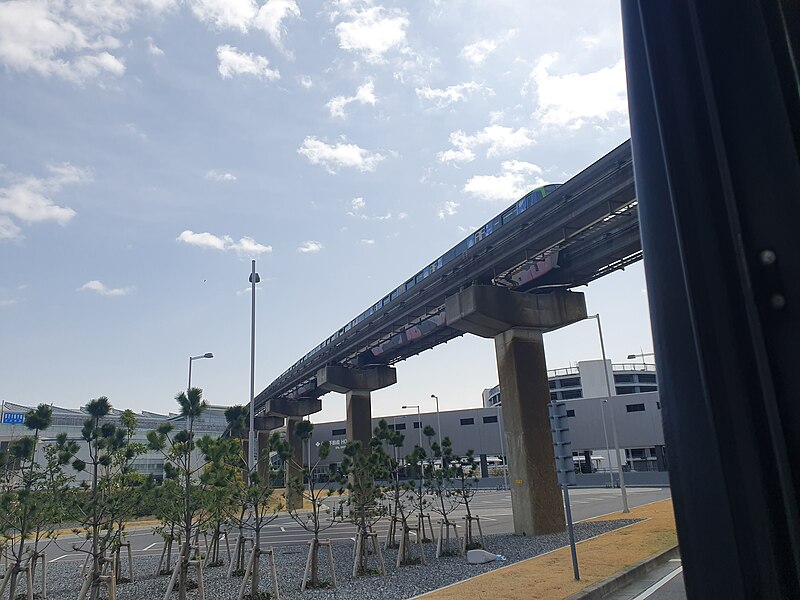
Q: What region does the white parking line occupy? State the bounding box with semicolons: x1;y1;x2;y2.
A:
142;543;159;551
631;566;683;600
49;555;68;563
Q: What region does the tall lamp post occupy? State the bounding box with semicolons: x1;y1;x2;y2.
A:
249;260;261;473
588;313;629;513
402;405;423;448
187;353;214;429
627;351;656;374
430;394;442;450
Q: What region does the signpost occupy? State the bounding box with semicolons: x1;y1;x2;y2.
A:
549;400;579;581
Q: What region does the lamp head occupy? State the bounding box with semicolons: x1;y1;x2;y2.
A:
627;354;636;359
204;352;214;359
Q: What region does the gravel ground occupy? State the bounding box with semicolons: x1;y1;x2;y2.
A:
33;519;638;600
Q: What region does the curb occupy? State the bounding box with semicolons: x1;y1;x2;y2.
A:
565;544;680;600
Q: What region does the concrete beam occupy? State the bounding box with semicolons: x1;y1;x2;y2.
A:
266;397;322;418
445;287;587;338
254;415;284;431
316;365;397;394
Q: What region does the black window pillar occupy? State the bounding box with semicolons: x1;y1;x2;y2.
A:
621;1;800;597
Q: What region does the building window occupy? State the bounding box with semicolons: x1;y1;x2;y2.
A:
395;423;406;430
640;385;658;393
548;380;556;389
413;421;421;429
566;409;576;417
460;418;475;426
483;415;498;424
615;373;634;383
559;377;581;388
626;403;646;413
616;386;637;394
637;373;657;384
550;392;558;401
332;428;346;436
561;389;583;400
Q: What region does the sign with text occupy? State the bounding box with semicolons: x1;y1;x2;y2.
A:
2;413;25;425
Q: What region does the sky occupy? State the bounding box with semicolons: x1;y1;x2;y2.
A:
0;0;652;423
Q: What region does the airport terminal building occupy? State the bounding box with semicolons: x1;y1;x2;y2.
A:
306;360;667;479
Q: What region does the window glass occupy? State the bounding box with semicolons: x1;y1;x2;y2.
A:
483;415;498;424
626;403;646;413
460;418;475;426
332;428;346;436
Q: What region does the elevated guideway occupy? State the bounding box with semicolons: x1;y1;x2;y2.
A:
255;139;639;413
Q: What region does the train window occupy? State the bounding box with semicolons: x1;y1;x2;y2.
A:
405;278;415;290
517;198;527;213
485;221;493;236
415;272;424;284
502;207;518;224
493;215;502;230
467;236;475;248
455;240;469;255
390;289;399;301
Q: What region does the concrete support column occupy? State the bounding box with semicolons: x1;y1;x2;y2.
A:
495;327;566;536
285;418;305;511
346;390;372;450
257;431;272;480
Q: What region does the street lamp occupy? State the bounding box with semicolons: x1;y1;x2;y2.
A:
588;313;629;513
402;405;423;447
188;353;214;391
627;351;655;371
249;260;261;473
430;394;442;450
187;352;213;430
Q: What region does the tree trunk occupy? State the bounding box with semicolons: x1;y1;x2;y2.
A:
251;512;260;595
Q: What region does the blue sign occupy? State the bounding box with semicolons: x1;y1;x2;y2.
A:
3;413;25;424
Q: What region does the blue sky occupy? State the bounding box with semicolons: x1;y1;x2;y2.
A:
0;0;651;422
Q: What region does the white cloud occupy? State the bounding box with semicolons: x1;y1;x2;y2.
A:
297;137;385;174
438;200;458;219
327;80;377;118
397;212;408;220
298;75;313;88
0;216;22;241
216;44;280;80
189;0;257;32
501;160;542;174
359;238;375;245
205;169;237;182
351;197;365;211
0;0;179;84
254;0;300;57
297;240;322;253
146;37;164;56
464;161;546;202
78;280;135;297
437;125;535;163
529;53;628;129
334;5;409;63
461;29;517;66
177;230;272;256
0;298;18;308
415;82;493;108
0;163;90;237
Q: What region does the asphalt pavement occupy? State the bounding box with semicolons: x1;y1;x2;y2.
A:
43;487;672;566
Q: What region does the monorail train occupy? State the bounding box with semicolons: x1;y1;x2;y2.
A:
276;183;563;382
